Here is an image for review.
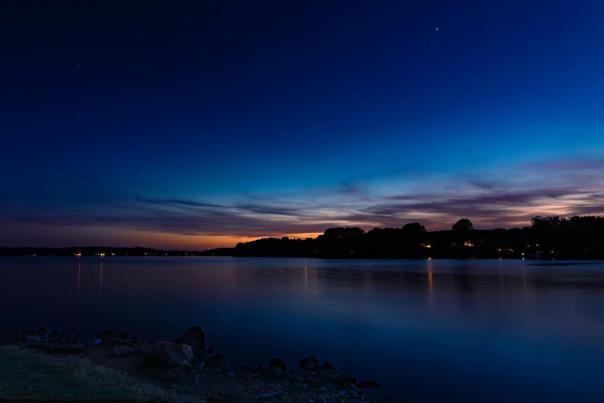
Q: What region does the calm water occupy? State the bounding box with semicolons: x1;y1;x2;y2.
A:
1;257;603;402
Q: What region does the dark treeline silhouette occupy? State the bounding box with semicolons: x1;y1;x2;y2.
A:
2;216;603;258
207;216;604;259
0;246;203;257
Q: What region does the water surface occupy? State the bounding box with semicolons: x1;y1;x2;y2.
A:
1;257;603;402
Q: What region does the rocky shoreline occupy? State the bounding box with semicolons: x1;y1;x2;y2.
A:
0;326;386;402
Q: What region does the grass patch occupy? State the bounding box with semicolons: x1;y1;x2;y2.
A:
0;345;193;402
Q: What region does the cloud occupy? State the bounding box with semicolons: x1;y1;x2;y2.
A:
524;156;604;171
5;155;604;246
135;197;223;209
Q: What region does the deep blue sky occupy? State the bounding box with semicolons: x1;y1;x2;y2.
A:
1;0;604;248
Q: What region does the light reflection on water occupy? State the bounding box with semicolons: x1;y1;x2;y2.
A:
1;256;603;402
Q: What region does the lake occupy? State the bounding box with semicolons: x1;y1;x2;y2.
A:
1;256;603;402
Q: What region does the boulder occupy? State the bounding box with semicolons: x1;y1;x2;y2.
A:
99;328;128;342
319;363;356;386
299;355;319;371
112;345;137;357
142;341;193;367
268;358;287;377
204;352;229;372
175;326;206;356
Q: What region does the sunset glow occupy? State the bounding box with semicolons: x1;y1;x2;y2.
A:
1;1;603;249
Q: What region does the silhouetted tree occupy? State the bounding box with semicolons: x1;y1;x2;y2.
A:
319;227;365;240
402;222;426;233
531;216;566;230
452;218;473;232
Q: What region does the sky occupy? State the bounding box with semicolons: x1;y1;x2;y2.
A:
1;0;604;249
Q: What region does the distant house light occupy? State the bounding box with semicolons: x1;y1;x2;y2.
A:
74;252;82;257
463;241;474;247
421;243;432;249
99;252;106;257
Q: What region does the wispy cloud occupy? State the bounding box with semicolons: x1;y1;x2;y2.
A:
5;155;604;246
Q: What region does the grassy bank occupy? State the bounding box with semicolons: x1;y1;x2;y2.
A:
0;345;190;402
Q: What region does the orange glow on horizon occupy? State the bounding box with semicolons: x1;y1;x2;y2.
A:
96;228;326;250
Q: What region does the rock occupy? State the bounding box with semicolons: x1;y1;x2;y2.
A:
51;330;78;342
269;366;285;377
268;358;287;377
299;355;319;371
25;327;48;337
175;326;205;356
269;358;286;371
112;345;137;357
252;366;269;377
303;374;321;386
104;337;135;347
35;327;48;336
24;335;43;345
357;379;379;389
99;328;127;342
204;352;229;372
159;367;184;383
319;363;356;386
142;341;193;367
43;342;86;354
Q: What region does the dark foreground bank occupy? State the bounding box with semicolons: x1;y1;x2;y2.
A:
0;327;385;403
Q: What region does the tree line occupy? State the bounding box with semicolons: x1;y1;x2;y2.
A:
207;216;604;259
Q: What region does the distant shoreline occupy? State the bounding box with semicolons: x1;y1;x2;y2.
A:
2;249;604;261
3;215;604;259
0;246;205;257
